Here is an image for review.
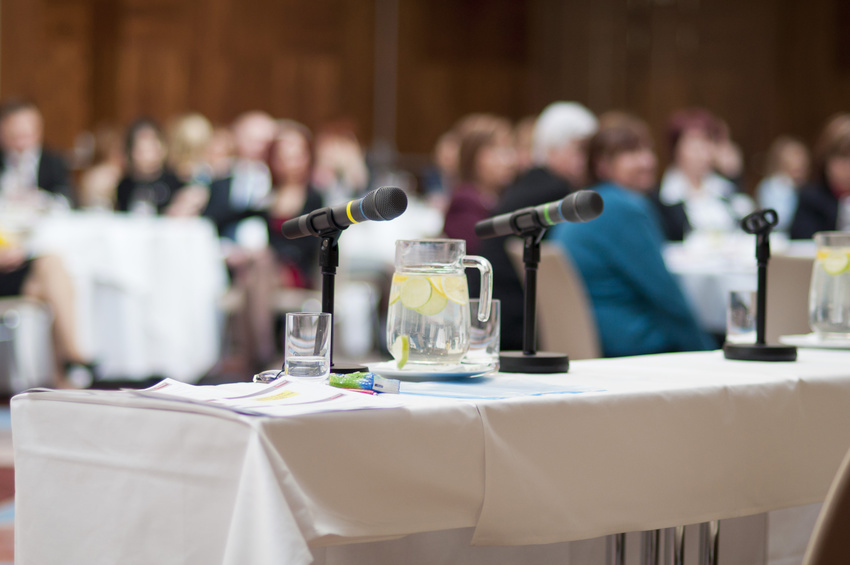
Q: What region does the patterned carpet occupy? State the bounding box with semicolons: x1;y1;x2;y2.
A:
0;406;15;564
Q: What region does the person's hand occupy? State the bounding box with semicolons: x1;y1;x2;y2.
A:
0;247;27;272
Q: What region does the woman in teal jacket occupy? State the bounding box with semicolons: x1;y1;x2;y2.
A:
551;113;714;357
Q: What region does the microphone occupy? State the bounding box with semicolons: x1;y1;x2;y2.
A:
741;208;778;236
283;186;408;239
474;190;604;239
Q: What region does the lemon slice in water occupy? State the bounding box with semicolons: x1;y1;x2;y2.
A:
822;250;850;275
400;277;432;309
416;288;448;316
391;335;410;368
388;273;408;305
440;276;469;304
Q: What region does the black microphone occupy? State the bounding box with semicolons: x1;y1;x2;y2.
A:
283;186;408;239
474;190;604;239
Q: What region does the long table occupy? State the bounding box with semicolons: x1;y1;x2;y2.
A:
12;349;850;564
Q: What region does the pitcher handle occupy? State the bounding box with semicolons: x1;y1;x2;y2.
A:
462;255;493;322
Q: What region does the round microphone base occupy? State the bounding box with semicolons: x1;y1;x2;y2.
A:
330;363;370;374
722;343;798;362
499;351;570;374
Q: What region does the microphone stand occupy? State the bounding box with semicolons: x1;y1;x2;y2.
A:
317;230;368;374
500;228;571;373
723;209;797;362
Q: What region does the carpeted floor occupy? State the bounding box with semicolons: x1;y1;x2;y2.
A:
0;406;15;564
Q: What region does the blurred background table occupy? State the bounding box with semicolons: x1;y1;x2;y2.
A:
664;233;817;337
28;212;227;382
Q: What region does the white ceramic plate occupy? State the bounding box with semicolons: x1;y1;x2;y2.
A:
779;333;850;350
368;361;495;381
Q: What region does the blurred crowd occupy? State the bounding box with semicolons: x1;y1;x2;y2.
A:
2;95;850;385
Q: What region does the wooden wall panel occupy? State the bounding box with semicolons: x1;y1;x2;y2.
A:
1;0;375;146
395;0;531;154
1;0;849;193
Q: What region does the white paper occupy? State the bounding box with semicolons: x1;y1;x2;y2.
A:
133;378;402;417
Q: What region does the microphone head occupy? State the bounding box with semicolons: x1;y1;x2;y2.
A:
364;186;408;221
741;208;778;235
562;190;604;222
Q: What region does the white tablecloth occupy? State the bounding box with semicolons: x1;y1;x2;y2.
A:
28;212;227;381
12;349;850;564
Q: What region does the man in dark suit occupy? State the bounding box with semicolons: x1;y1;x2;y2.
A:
203;110;277;241
478;102;598;351
0;99;73;205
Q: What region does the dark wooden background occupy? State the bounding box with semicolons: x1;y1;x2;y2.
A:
3;0;849;187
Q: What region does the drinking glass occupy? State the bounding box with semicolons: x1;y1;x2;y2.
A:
809;232;850;339
284;312;331;381
726;291;757;344
465;299;500;366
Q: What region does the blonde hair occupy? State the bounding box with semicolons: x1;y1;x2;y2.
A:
167;113;213;177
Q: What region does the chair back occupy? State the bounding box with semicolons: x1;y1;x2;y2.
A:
506;240;601;359
766;255;814;344
803;445;850;565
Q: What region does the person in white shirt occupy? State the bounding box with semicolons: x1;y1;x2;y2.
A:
656;108;753;239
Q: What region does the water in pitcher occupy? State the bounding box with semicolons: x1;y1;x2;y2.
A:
386;270;470;365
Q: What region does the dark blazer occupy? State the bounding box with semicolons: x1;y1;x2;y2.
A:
790;182;839;240
0;148;73;203
114;169;183;214
202;176;258;240
266;187;324;288
648;190;690;242
477;166;574;351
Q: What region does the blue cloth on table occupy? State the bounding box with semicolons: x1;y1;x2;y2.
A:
400;375;602;399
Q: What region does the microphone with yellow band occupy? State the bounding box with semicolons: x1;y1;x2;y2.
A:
282;186;408;239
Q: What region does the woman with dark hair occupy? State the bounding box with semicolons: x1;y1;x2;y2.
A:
114;118;184;214
790;114;850;239
442;114;517;254
265;121;323;289
550;112;714;357
655;108;752;240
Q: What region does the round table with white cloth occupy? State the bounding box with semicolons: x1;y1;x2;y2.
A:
28;211;228;382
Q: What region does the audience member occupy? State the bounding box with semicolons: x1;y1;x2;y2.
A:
77;124;124;210
791;113;850;238
266;121;324;289
420;129;459;213
167;112;215;185
0;99;72;206
164;113;218;218
204;111;277;242
513;115;537;174
714;120;746;192
478;101;598;351
0;247;98;387
205;126;235;181
756;136;810;232
551;112;714;357
655;108;753;240
311;121;370;207
443;114;517;255
114;118;183;214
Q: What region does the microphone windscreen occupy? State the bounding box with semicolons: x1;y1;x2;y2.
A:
562;190;604;223
366;186;408;221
